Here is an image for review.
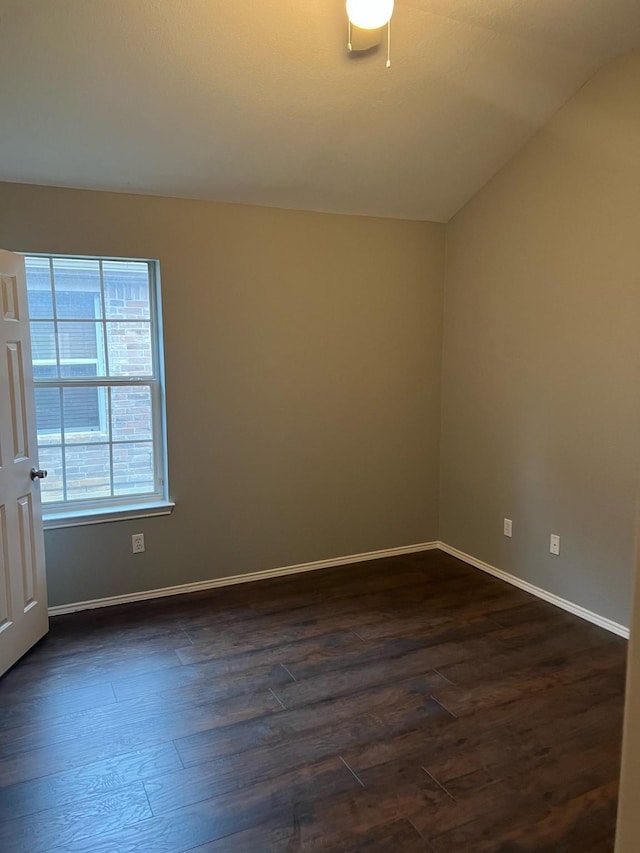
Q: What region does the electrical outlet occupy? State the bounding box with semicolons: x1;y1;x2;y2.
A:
550;534;560;556
503;518;513;538
132;533;145;554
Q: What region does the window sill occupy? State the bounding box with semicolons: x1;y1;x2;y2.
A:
43;501;175;530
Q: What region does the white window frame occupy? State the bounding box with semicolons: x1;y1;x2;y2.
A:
25;254;173;528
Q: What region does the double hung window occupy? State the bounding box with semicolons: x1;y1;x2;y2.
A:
25;256;169;523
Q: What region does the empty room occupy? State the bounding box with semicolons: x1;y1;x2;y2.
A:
1;1;640;851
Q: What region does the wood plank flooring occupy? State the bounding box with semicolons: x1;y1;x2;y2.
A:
0;550;627;852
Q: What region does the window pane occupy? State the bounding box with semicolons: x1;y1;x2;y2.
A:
55;290;99;321
65;444;111;500
37;446;64;504
58;322;105;377
106;322;153;376
52;259;102;319
35;387;61;442
30;322;58;373
103;261;151;320
113;442;155;496
63;386;109;442
111;386;153;441
25;258;53;319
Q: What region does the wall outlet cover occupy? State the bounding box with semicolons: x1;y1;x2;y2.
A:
132;533;145;554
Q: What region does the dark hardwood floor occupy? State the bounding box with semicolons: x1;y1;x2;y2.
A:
0;550;627;852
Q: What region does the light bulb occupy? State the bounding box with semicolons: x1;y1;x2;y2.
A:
346;0;394;30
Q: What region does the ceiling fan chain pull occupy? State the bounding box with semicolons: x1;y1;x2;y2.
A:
386;19;391;68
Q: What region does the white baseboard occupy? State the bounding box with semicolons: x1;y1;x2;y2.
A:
438;542;629;639
48;539;630;640
48;541;440;616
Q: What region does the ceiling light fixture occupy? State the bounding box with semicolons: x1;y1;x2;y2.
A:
347;0;394;67
346;0;394;30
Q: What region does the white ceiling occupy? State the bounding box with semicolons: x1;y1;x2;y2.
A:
0;0;638;222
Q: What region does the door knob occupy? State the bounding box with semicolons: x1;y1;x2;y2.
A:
30;467;48;480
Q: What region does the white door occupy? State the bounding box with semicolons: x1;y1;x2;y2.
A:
0;249;48;676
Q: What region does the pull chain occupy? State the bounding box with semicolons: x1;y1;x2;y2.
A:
386;19;391;68
348;19;352;52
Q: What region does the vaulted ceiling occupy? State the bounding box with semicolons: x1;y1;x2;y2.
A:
1;0;638;221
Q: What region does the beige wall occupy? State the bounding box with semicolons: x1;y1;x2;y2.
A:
0;182;445;606
440;48;640;626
